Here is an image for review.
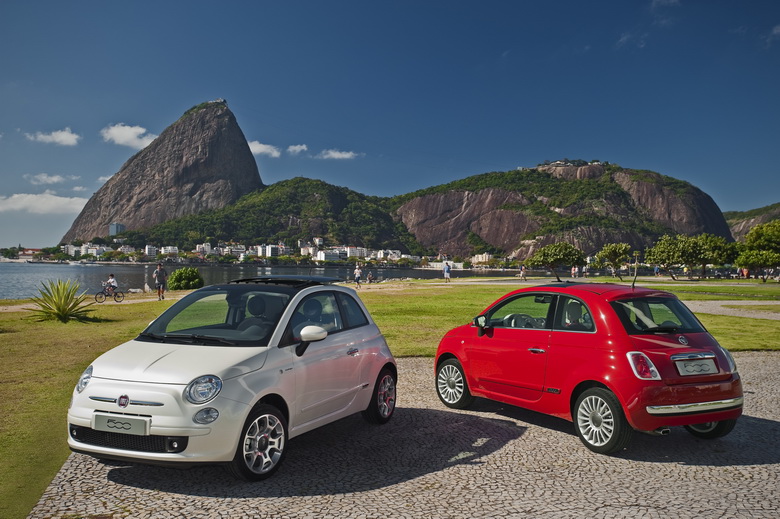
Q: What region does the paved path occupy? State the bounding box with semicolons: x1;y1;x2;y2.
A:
29;353;780;519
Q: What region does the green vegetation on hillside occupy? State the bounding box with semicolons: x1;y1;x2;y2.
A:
119;177;432;255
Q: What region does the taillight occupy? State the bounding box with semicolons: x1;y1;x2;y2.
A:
627;352;661;380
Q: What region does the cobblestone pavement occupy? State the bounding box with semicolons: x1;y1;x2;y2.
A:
30;353;780;519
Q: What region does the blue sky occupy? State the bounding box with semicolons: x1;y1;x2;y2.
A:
1;1;779;248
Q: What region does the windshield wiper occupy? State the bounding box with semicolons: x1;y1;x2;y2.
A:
165;334;238;346
643;326;679;333
137;332;167;341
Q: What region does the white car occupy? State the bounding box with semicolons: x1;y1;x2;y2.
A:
68;276;397;480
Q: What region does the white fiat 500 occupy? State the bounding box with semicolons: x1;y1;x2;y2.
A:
68;276;397;481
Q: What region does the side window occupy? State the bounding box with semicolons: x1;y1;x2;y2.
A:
336;292;369;329
488;294;553;329
555;297;594;332
282;292;344;345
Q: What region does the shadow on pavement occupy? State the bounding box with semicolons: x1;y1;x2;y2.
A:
105;406;526;497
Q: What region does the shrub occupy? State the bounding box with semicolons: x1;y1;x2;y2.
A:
167;267;204;290
28;279;95;323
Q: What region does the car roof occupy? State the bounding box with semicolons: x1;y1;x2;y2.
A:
528;282;674;300
227;275;342;289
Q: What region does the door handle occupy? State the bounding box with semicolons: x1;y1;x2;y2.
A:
347;348;359;356
528;348;546;354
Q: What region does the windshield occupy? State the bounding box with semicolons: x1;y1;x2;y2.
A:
610;296;706;335
139;286;291;346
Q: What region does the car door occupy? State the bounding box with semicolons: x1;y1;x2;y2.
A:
465;293;553;403
284;292;364;430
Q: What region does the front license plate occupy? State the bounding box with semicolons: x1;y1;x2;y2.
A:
93;413;150;436
675;358;717;376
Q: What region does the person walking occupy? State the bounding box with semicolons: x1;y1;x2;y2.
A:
153;262;168;300
443;262;451;282
354;265;362;289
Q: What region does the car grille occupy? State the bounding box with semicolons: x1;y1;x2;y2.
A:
69;425;188;453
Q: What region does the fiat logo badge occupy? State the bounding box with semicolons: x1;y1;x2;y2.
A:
118;395;130;408
678;336;688;345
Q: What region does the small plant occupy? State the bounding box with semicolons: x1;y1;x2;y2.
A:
167;267;205;290
29;279;95;323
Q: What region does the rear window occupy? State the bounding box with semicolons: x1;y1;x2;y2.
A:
610;297;706;335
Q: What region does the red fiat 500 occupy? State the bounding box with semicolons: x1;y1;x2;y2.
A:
434;283;743;454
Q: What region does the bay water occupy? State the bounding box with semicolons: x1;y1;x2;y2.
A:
0;262;512;300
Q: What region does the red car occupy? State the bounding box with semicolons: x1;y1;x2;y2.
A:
434;282;743;454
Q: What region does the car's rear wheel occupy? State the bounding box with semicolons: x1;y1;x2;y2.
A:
228;404;287;481
436;358;474;409
684;419;737;439
362;367;397;424
574;388;632;454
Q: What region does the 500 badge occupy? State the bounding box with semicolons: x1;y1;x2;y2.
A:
93;413;149;436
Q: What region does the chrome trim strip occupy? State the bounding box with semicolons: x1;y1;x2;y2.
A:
89;396;163;407
671;352;715;361
646;396;743;415
90;396;116;403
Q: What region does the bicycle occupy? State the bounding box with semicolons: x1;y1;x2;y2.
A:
95;282;125;303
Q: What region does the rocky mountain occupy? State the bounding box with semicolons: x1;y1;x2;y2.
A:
725;203;780;241
61;99;750;259
393;163;733;258
61;100;263;243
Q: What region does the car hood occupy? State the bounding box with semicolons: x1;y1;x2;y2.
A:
91;339;269;384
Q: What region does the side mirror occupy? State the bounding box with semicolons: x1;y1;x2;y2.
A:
295;325;328;357
474;315;488;337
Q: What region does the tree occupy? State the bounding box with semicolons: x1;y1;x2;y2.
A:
644;235;683;280
592;243;632;281
526;242;585;282
744;221;780;254
735;250;780;282
693;234;738;278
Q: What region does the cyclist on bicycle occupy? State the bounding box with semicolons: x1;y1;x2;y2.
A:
104;274;118;296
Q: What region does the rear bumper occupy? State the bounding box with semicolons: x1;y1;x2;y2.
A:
646;396;743;416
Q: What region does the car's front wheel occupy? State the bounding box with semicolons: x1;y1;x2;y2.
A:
574;388;632;454
362;367;397;424
684;419;737;439
436;358;474;409
228;404;287;481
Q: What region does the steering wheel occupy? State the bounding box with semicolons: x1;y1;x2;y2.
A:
502;313;535;328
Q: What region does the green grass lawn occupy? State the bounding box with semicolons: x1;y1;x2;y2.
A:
1;280;778;518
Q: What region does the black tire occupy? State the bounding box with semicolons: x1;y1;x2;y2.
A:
95;292;106;303
227;404;287;481
113;291;125;302
362;367;397;424
684;419;737;439
573;388;633;454
436;358;474;409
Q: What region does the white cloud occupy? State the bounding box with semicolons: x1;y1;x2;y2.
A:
100;123;157;150
0;192;88;215
73;186;87;192
287;144;308;156
24;127;81;146
315;149;362;160
23;173;80;185
765;24;780;47
248;140;281;158
98;175;112;183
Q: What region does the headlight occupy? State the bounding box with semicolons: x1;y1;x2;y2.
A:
76;365;93;393
184;375;222;404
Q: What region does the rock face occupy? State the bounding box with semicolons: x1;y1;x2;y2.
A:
397;166;734;258
728;205;780;241
61;101;262;243
612;170;732;238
